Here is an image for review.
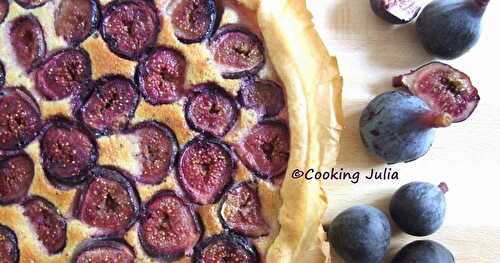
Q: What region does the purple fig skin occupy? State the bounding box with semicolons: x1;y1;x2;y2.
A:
192;233;259;263
72;238;135;263
169;0;218;44
54;0;101;46
370;0;423;24
393;62;480;123
14;0;49;9
0;224;19;263
9;15;47;72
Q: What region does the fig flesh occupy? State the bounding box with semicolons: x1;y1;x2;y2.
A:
0;153;34;205
0;0;8;24
193;234;258;263
393;62;480;123
370;0;423;24
0;224;19;263
55;0;100;46
73;238;135;263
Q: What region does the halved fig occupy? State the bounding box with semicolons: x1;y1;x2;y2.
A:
192;234;258;263
185;84;238;137
0;61;5;87
177;137;234;205
73;238;135;263
0;153;34;205
79;75;139;136
136;47;186;105
139;190;201;260
41;118;98;186
219;182;270;238
238;78;285;118
55;0;100;46
130;121;178;185
22;196;67;254
14;0;48;9
370;0;423;24
235;121;290;179
35;48;92;101
0;224;19;263
209;25;265;79
169;0;217;43
76;166;140;235
101;0;160;60
0;87;42;153
393;62;480;122
0;0;8;25
9;15;46;71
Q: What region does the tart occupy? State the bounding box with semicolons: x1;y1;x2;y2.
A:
0;0;342;262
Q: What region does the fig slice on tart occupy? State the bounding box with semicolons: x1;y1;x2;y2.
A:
139;190;202;261
169;0;218;44
55;0;101;46
9;15;46;71
0;224;19;263
0;153;34;205
193;234;259;263
239;78;286;119
72;238;135;263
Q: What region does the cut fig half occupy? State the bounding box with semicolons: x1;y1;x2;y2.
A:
9;15;46;72
169;0;218;44
0;0;8;25
0;224;19;263
0;153;34;205
72;238;135;263
55;0;101;46
393;62;480;123
192;233;258;263
370;0;423;24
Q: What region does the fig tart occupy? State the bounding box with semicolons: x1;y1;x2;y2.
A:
0;0;342;262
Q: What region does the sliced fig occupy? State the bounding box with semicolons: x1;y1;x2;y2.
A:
219;182;270;238
192;234;258;263
0;153;34;205
0;0;8;25
101;0;160;60
177;138;234;205
14;0;48;9
35;48;92;101
393;62;480;122
0;224;19;263
370;0;423;24
41;118;97;186
235;121;290;179
130;121;178;185
209;25;265;79
0;61;5;87
238;78;285;118
22;196;67;254
79;75;139;136
0;87;42;153
139;190;201;260
76;166;140;235
55;0;100;46
73;238;135;263
136;47;186;105
185;84;238;137
9;15;46;71
169;0;217;43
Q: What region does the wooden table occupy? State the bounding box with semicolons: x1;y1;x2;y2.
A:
306;1;500;262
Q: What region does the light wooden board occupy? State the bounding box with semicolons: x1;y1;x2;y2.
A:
306;0;500;262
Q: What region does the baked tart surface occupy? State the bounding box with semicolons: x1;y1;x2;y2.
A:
0;0;342;262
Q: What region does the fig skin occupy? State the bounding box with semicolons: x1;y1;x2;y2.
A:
390;182;447;236
192;233;259;263
72;238;135;263
392;240;455;263
370;0;423;24
0;224;19;263
416;0;490;59
360;91;452;164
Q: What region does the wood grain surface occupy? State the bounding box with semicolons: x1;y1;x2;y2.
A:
306;0;500;262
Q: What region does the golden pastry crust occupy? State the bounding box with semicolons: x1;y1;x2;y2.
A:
0;0;342;262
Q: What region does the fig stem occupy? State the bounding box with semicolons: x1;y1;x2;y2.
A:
438;182;449;194
432;113;453;128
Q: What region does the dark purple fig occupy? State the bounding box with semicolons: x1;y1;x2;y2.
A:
0;60;5;87
14;0;48;9
235;121;290;179
239;78;285;118
9;15;46;71
0;0;8;24
76;166;140;235
416;0;490;59
0;153;34;205
177;137;234;205
136;47;186;105
22;196;67;254
0;87;42;153
370;0;423;24
72;238;135;263
41;118;98;186
55;0;101;46
185;84;238;137
130;121;178;185
35;48;92;101
209;25;265;79
139;190;202;260
192;234;258;263
392;240;455;263
101;0;160;60
393;62;480;122
79;75;139;136
169;0;217;43
219;182;270;238
0;224;19;263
